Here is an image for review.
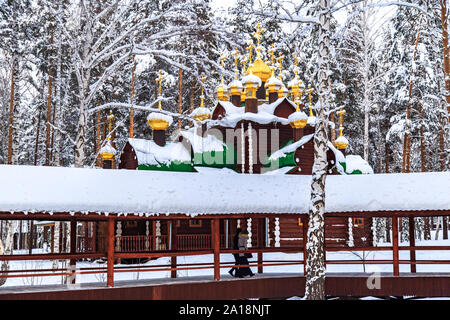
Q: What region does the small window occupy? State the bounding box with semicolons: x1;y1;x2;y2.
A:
353;218;364;227
298;218;303;227
189;220;203;228
175;220;181;228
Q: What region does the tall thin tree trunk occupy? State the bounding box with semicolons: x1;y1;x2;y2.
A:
45;33;54;166
7;64;15;165
402;31;420;173
178;64;183;131
130;56;136;138
305;0;331;300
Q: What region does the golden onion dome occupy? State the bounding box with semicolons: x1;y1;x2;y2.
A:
288;111;308;129
216;82;229;101
246;58;271;83
99;141;116;161
278;84;288;98
147;112;173;131
228;79;243;96
335;135;349;150
191;107;211;122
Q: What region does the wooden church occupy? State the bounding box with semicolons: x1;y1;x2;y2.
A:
94;27;374;255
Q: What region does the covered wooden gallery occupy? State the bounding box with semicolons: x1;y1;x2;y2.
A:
0;165;449;286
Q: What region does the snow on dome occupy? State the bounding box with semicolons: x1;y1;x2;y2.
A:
265;76;282;87
190;107;211;117
242;74;262;87
335;135;349;146
0;165;448;215
288;111;308;123
147;112;174;126
345;155;374;174
228;79;243;89
128;138;190;166
99;141;116;155
307;116;316;126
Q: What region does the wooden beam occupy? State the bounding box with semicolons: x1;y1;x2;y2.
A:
409;217;416;273
107;218;115;287
257;218;265;274
170;220;177;278
392;216;399;276
211;219;220;280
69;219;77;284
302;216;308;275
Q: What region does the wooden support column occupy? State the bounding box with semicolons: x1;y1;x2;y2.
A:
170;220;177;278
69;219;77;284
211;219;220;281
107;218;115;287
409;217;416;273
28;220;34;254
51;225;55;253
257;218;265;274
302;216;308;275
392;215;400;276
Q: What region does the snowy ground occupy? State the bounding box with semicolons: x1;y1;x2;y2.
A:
1;233;450;299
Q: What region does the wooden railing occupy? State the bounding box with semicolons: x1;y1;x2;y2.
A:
116;235;169;252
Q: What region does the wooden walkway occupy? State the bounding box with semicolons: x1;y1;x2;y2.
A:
1;273;450;300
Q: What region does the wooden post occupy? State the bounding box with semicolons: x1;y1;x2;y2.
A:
92;222;97;253
107;218;115;287
51;225;55;253
69;219;77;284
28;220;34;254
302;216;308;275
409;217;416;273
211;219;220;281
257;218;265;274
392;215;400;276
152;220;157;251
170;220;177;278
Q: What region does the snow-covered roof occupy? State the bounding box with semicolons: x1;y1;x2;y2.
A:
180;128;226;154
128;138;191;166
0;165;448;216
210;98;297;128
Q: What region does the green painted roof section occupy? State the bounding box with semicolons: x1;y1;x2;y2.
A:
263;139;297;170
138;162;194;172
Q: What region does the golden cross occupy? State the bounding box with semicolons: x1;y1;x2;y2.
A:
268;44;276;66
107;110;114;139
306;85;314;116
246;41;255;64
276;53;284;79
156;70;164;109
253;22;264;47
241;56;248;76
200;72;207;107
232;50;239;79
